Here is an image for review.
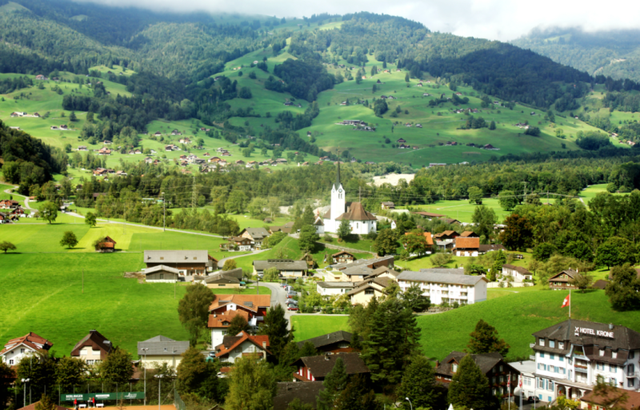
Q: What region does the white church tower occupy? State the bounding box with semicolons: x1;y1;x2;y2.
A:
329;162;346;232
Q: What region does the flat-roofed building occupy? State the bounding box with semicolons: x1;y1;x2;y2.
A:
397;268;488;305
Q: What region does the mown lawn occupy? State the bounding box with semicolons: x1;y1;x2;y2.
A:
291;315;350;342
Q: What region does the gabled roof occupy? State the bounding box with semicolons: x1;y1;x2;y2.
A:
460;231;478;237
502;264;531;276
433;230;458;239
436;351;507;377
335;202;377;221
208;310;250;329
316;281;356;289
364;266;400;280
0;332;53;356
331;255;394;271
347;277;392;296
241;227;270;240
398;269;488;286
137;335;189;356
143;250;217;264
204;268;244;284
478;244;506;252
294;353;369;378
253;259;308;271
533;319;640;352
71;330;112;357
332;250;355;258
216;332;270;358
143;265;181;275
413;211;445;218
581;388;640;409
273;382;324;410
455;237;480;250
549;269;582;283
209;294;271;313
297;331;353;349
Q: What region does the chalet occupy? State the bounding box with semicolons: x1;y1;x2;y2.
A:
293;353;369;382
215;332;270;363
103;140;112;145
179;137;191;144
70;330;112;365
316;281;356;296
208;294;271;325
548;269;583;290
347;277;393;306
453;236;480;257
479;244;506;254
433;230;459;250
270;221;295;234
10;112;26;117
137;335;189;369
253;259;308;278
204;268;244;289
483;144;498;150
154;132;162;137
94;236;117;253
332;251;356;264
9;127;20;130
143;265;180;283
416;82;423;87
60;125;68;130
416;124;423;128
77;146;87;151
413;211;445;220
381;201;395;210
501;264;532;282
143;250;218;276
435;351;518;398
284;101;293;106
0;332;53;366
208;309;250;348
222;236;254;252
397;138;406;143
97;148;111;155
171;129;181;136
144;157;154;164
240;227;270;249
35;75;46;80
460;231;478;238
0;200;20;209
296;331;354;354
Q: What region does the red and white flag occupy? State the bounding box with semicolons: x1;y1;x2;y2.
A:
519;376;523;388
561;294;570;308
507;373;511;387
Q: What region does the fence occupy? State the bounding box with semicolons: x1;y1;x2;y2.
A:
174;389;185;410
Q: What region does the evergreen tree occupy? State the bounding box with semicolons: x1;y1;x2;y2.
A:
226;315;250;337
489;120;496;130
361;298;420;386
467;319;510;356
317;358;348;410
258;304;293;362
333;375;379;410
299;341;318;357
69;111;77;122
396;355;443;410
401;283;431;312
447;355;494;410
298;225;320;253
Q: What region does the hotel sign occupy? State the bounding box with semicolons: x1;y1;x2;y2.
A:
60;392;145;401
575;326;614;339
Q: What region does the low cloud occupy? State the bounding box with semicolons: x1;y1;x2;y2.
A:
73;0;640;41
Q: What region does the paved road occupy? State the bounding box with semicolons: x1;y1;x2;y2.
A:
260;282;294;329
3;185;32;210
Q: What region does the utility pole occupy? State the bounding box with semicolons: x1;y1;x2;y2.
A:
82;269;84;294
192;175;197;209
162;192;166;232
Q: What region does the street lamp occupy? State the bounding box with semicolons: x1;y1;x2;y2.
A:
21;378;30;407
154;374;163;410
405;397;413;410
141;348;148;406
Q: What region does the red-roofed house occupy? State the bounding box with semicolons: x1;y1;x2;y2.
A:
454;237;480;257
215;332;270;363
1;332;53;366
208;310;250;348
208;294;271;327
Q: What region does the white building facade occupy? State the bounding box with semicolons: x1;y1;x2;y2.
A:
397;269;488;305
532;320;640;403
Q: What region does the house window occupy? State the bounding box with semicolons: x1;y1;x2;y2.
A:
611;378;617;385
559;356;564;362
549;381;554;391
559;342;564;350
20;349;25;354
540;352;545;358
452;363;458;373
628;364;635;376
629;378;636;388
538;378;544;389
365;289;374;295
550;354;555;360
613;351;618;359
539;338;545;346
630;351;635;359
549;340;555;348
610;364;617;372
9;360;13;365
600;349;605;356
160;274;164;279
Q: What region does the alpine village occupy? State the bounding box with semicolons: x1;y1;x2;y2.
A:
2;1;640;410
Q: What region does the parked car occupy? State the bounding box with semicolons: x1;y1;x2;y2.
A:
287;299;298;306
287;306;299;311
527;396;540;403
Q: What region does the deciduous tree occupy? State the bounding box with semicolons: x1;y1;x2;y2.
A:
606;264;640;311
100;348;134;387
225;358;276;410
374;229;398;256
40;201;58;224
178;284;215;346
337;219;352;241
56;357;86;393
472;205;497;241
401;284;430;312
258;304;292;362
226;315;250;337
468;186;483;205
60;231;78;249
0;241;16;254
85;212;97;227
499;214;533;251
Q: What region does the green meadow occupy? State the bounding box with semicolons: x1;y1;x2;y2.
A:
291;315;350;342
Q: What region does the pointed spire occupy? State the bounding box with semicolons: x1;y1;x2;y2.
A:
335;162;341;189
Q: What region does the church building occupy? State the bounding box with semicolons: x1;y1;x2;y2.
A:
317;163;377;235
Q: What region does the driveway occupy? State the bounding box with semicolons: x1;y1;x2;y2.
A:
259;282;295;329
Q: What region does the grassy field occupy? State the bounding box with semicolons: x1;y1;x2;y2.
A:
291;315;350;341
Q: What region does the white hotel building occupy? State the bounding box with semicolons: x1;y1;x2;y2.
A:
531;319;640;402
397;269;488;305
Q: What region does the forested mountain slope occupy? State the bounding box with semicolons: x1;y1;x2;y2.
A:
512;27;640;82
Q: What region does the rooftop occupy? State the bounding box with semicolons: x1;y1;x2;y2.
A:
397;269;487;286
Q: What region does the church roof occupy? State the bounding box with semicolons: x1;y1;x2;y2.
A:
336;202;377;221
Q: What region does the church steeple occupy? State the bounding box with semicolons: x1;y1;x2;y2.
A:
334;162;341;190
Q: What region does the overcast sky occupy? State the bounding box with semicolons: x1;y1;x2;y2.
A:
74;0;640;41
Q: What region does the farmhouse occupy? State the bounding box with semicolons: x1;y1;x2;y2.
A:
137;335;189;369
239;227;270;249
433;230;459;250
70;330;112;365
208;309;250;348
531;319;640;402
143;250;218;276
435;351;519;398
380;201;395;210
0;332;53;366
453;236;480;257
215;332;270;363
347;276;393;305
548;269;582;290
501;264;532;282
253;259;308;278
293;353;369;382
397;269;488;305
143;265;180;282
319;163;377;235
222;236;254;251
296;331;355;354
208;294;271;327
